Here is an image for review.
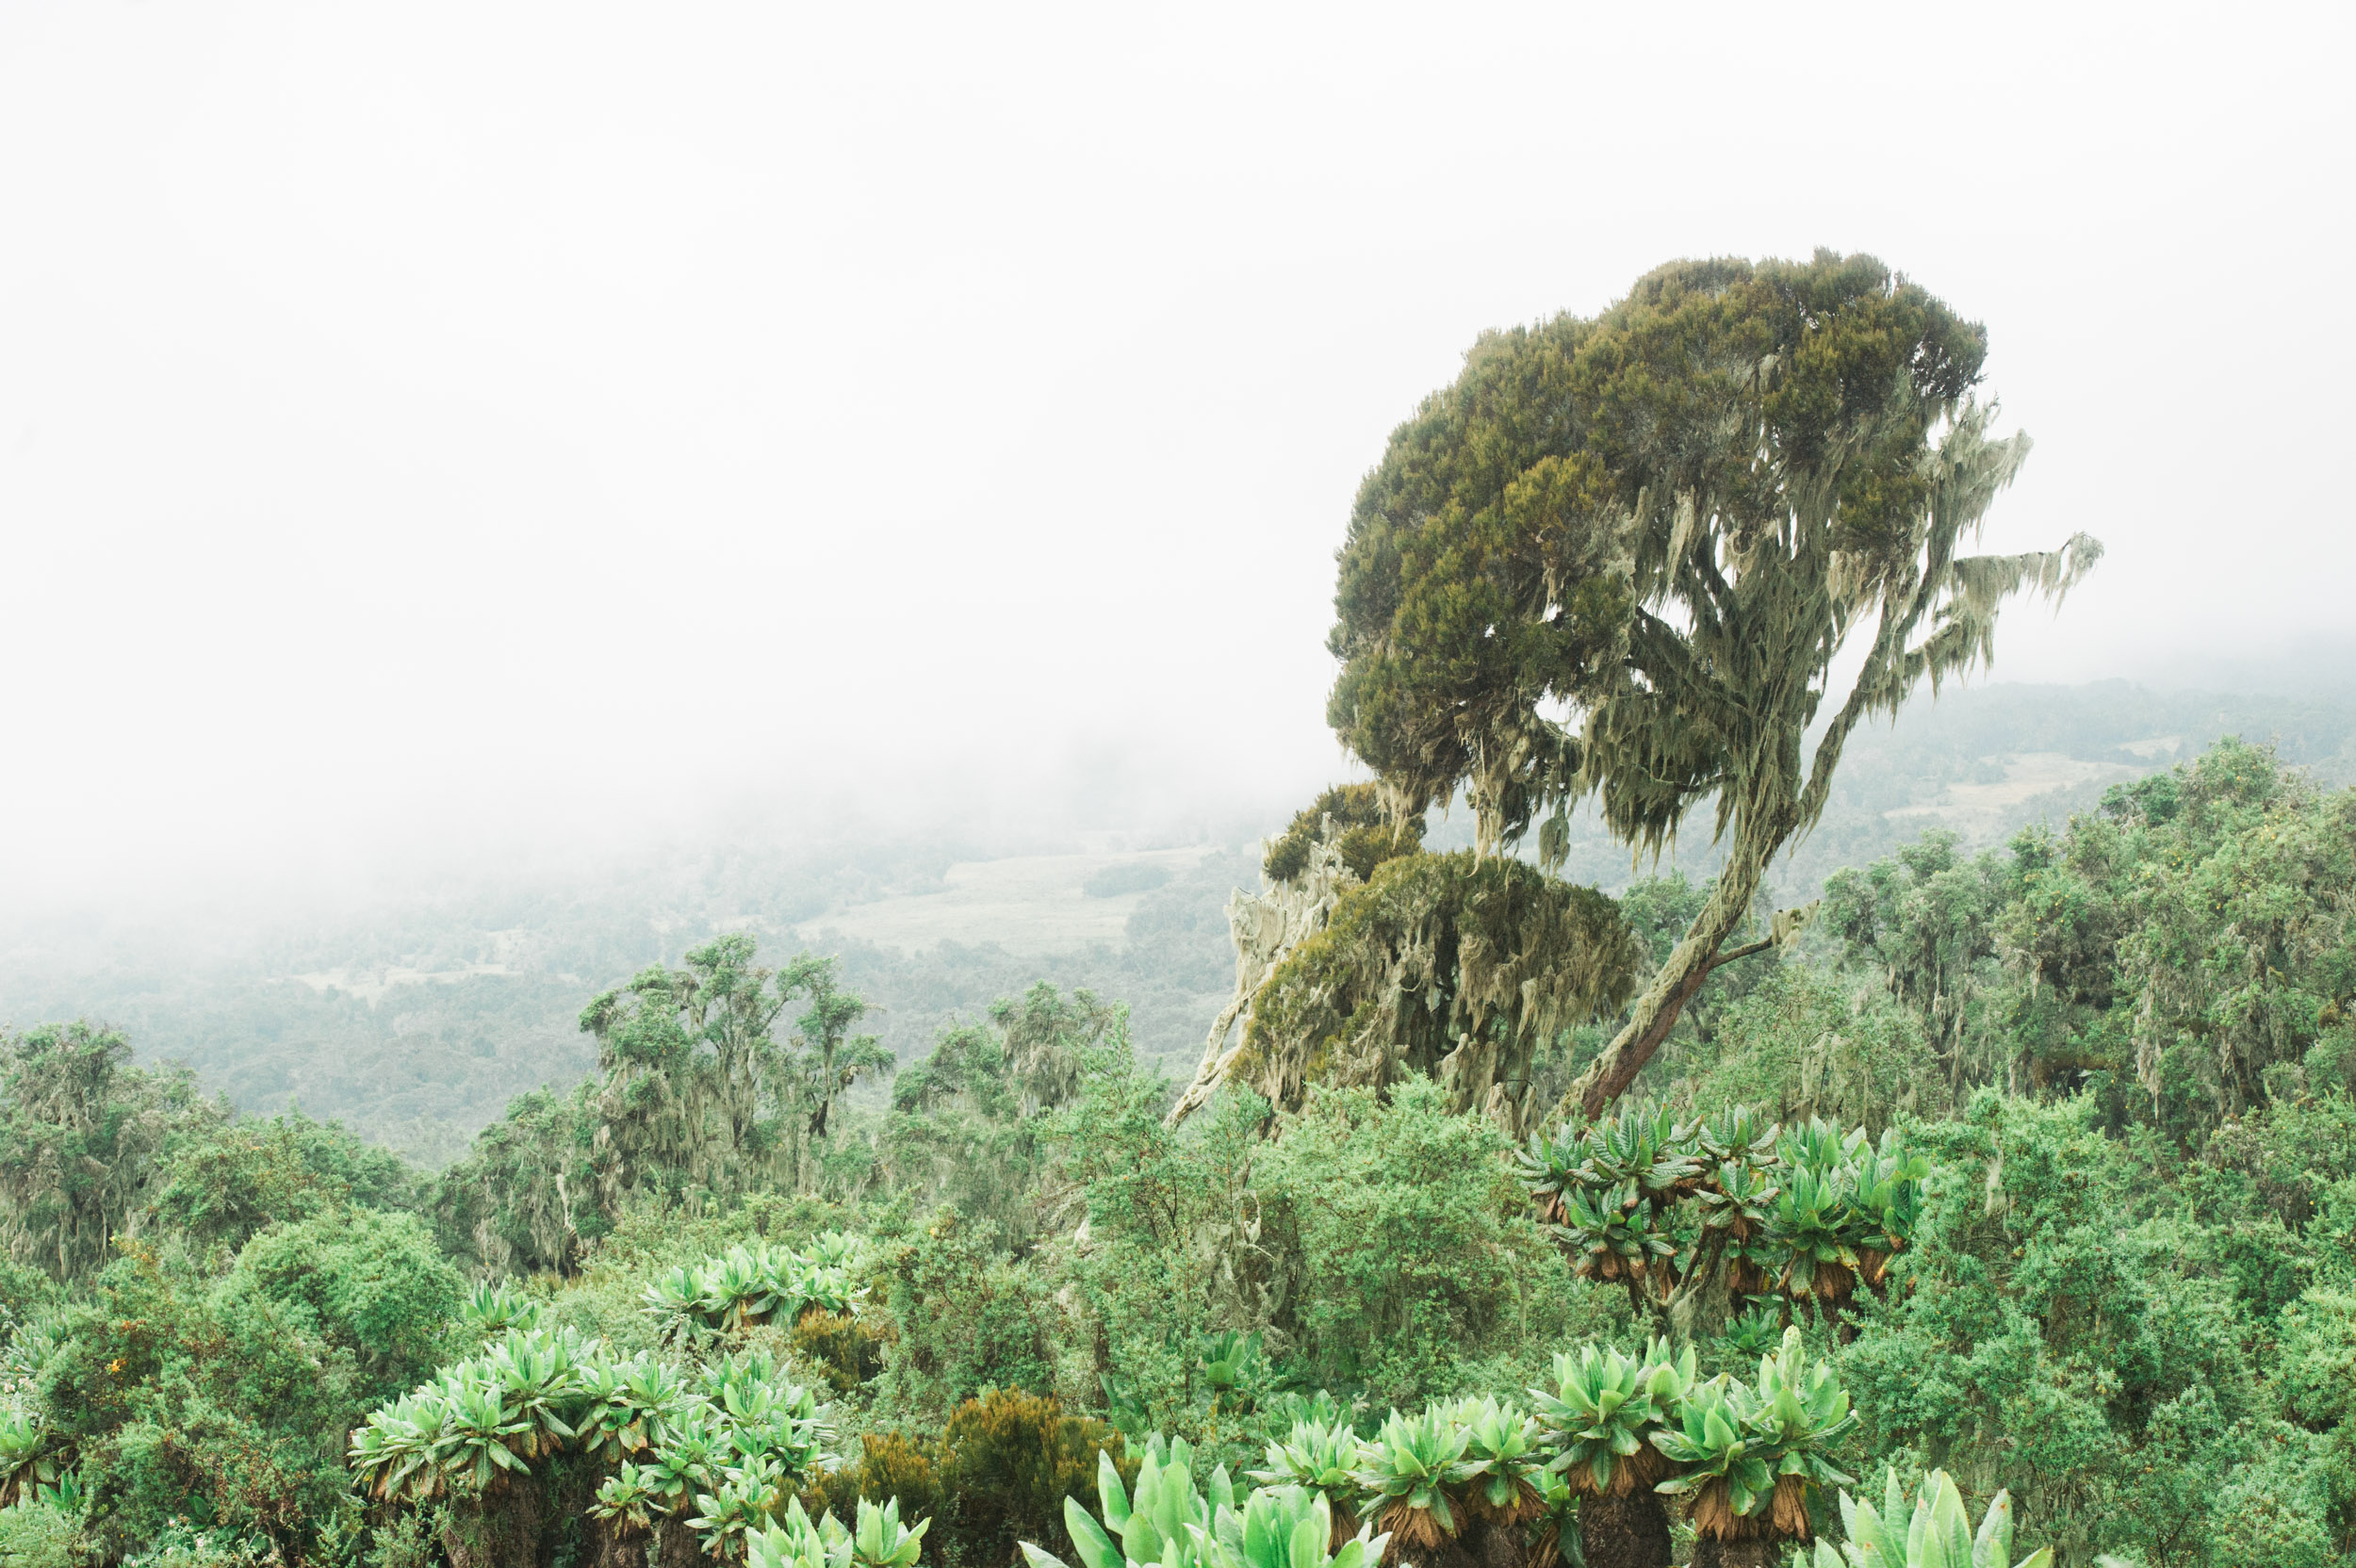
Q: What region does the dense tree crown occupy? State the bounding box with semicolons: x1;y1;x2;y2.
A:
1329;253;2098;1114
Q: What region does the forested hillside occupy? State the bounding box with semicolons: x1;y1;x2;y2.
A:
3;680;2348;1167
2;254;2352;1568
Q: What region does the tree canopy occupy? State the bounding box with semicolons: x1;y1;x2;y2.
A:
1327;251;2099;1115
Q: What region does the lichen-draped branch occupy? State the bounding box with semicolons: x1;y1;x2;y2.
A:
1233;851;1641;1135
1324;252;2100;1124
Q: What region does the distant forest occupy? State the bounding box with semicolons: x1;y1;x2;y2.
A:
1;679;2349;1168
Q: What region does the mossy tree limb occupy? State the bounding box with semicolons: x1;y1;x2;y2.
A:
1326;253;2099;1121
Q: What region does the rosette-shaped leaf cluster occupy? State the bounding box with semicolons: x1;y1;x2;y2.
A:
1349;1407;1479;1549
1090;1399;1553;1568
1032;1444;1395;1568
1651;1328;1857;1547
1714;1304;1784;1360
1519;1102;1930;1314
1023;1434;1236;1568
1763;1123;1931;1305
1529;1339;1693;1498
0;1408;59;1508
1799;1469;2055;1568
745;1495;930;1568
1650;1380;1773;1540
1193;1485;1387;1568
351;1324;847;1560
643;1235;871;1342
1448;1396;1546;1524
1250;1416;1365;1543
1200;1331;1267;1411
457;1280;545;1337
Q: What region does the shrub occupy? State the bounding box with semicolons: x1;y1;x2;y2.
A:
938;1389;1137;1566
804;1429;949;1524
794;1308;893;1396
0;1497;78;1568
1254;1077;1557;1405
874;1225;1065;1420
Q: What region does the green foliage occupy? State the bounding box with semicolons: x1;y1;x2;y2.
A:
581;937;890;1204
0;1494;80;1568
1451;1394;1545;1515
433;939;891;1276
1253;1077;1564;1405
1250;1417;1360;1511
1514;1099;1928;1328
1829;740;2356;1137
220;1208;462;1402
2112;743;2356;1118
1838;1088;2341;1563
13;739;2356;1566
1238;852;1639;1126
1681;966;1945;1138
148;1107;427;1258
940;1388;1137;1567
0;1022;220;1282
1349;1406;1475;1545
1822;829;2014;1099
879;985;1124;1248
431;1081;602;1275
1650;1380;1773;1535
1328;252;2097;1118
455;1279;543;1339
1260;785;1424;887
29;1238;377;1561
803;1429;950;1525
1022;1433;1234;1568
794;1307;892;1396
643;1235;866;1341
1799;1468;2053;1568
870;1219;1066;1420
1530;1339;1692;1498
352;1320;853;1562
1194;1485;1385;1568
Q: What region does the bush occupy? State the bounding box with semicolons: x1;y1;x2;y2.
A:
805;1429;950;1524
0;1499;79;1568
1683;966;1944;1137
794;1307;894;1395
938;1390;1135;1566
874;1223;1066;1420
1254;1076;1570;1406
805;1392;1135;1567
221;1208;463;1401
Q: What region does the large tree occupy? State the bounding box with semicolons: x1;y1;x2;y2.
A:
1327;252;2099;1119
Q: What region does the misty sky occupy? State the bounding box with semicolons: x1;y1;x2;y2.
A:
2;2;2349;901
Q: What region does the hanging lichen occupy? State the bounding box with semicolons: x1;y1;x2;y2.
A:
1260;783;1424;884
1234;850;1641;1133
1166;787;1423;1128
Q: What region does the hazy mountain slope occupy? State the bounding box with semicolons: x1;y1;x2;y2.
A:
2;680;2349;1164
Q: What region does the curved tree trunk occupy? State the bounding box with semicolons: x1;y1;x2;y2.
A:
1167;835;1355;1128
1556;820;1776;1122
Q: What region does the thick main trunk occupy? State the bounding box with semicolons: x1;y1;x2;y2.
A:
1579;1493;1673;1568
1558;821;1776;1122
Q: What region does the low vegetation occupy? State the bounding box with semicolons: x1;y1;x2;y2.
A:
0;254;2348;1568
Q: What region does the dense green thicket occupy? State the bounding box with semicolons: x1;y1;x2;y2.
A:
6;243;2355;1565
0;738;2348;1564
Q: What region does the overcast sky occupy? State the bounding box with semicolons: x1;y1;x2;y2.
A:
2;1;2349;902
